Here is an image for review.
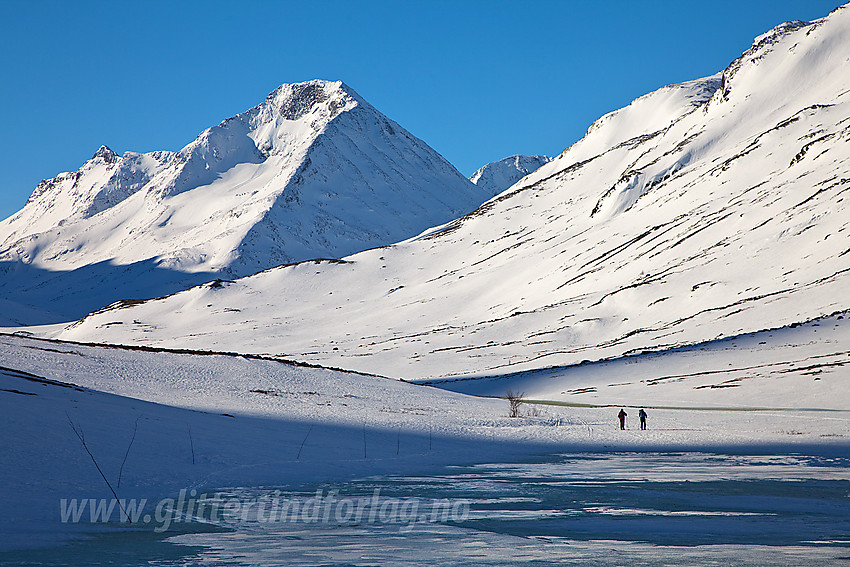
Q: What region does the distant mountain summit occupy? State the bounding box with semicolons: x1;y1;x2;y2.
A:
0;80;488;324
469;154;551;195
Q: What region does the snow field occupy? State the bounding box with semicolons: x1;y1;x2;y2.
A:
1;332;848;554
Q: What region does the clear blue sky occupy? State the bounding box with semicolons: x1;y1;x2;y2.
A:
0;0;841;221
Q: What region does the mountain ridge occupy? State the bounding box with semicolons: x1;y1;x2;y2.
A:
0;79;493;324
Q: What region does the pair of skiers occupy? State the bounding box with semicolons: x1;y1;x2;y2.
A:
618;408;647;430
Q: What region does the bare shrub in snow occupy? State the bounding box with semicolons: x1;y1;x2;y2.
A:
506;391;525;418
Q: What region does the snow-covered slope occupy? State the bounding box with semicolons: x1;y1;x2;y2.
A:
430;312;850;410
28;6;850;381
2;328;848;552
469;154;551;195
0;333;506;550
0;80;487;325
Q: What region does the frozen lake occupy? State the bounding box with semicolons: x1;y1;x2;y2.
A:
5;449;850;566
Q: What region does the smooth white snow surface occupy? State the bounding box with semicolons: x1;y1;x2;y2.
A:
40;7;850;382
430;313;850;411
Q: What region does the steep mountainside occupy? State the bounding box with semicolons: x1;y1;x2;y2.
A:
469;154;551;195
0;81;489;325
32;6;850;381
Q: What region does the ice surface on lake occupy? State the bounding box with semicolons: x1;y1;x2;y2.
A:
156;450;850;566
3;450;849;566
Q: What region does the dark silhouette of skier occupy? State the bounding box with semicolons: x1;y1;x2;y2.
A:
618;408;627;430
639;408;647;430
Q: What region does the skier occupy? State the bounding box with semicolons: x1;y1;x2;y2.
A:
639;408;647;430
618;408;627;430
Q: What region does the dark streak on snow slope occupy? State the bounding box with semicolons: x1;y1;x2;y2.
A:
0;365;84;391
418;310;850;388
0;333;391;381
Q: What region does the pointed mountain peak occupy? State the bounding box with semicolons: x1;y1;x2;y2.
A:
0;76;485;326
91;145;118;163
265;79;362;121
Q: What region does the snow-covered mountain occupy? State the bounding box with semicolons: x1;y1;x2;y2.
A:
469;154;551;195
24;6;850;382
0;80;489;325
